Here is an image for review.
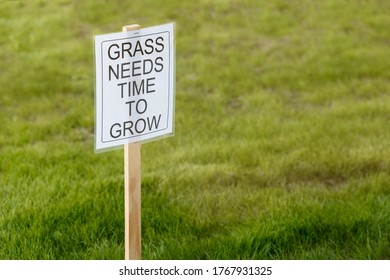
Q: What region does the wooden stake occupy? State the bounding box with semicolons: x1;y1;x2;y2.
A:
123;24;142;260
124;142;141;260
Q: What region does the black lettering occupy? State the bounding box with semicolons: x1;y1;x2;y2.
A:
135;118;146;133
146;77;155;93
136;99;147;114
121;62;131;78
108;64;119;81
126;98;147;116
126;100;135;116
133;79;145;95
123;121;134;136
154;57;163;72
143;59;153;74
147;115;161;130
155;36;164;52
132;60;142;76
110;123;121;138
144;38;154;54
121;42;132;58
117;82;126;98
108;44;120;60
133;40;144;56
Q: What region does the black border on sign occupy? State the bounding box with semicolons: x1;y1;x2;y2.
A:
100;30;171;144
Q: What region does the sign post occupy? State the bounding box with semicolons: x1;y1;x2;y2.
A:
94;23;175;260
124;141;141;260
123;24;142;260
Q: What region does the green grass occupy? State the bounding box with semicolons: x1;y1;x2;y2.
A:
0;0;389;259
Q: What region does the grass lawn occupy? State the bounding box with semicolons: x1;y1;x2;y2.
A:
0;0;389;259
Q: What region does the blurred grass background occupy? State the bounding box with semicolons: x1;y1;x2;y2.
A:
0;0;389;259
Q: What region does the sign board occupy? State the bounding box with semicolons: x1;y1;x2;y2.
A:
94;23;175;152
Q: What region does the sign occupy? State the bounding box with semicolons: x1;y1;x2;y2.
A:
94;23;175;152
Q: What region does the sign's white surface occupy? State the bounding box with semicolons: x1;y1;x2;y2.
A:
94;23;175;152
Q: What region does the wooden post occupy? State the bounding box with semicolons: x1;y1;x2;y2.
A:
123;24;142;260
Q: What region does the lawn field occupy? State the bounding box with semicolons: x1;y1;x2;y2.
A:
0;0;389;259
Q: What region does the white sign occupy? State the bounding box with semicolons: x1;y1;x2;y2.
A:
94;23;175;152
